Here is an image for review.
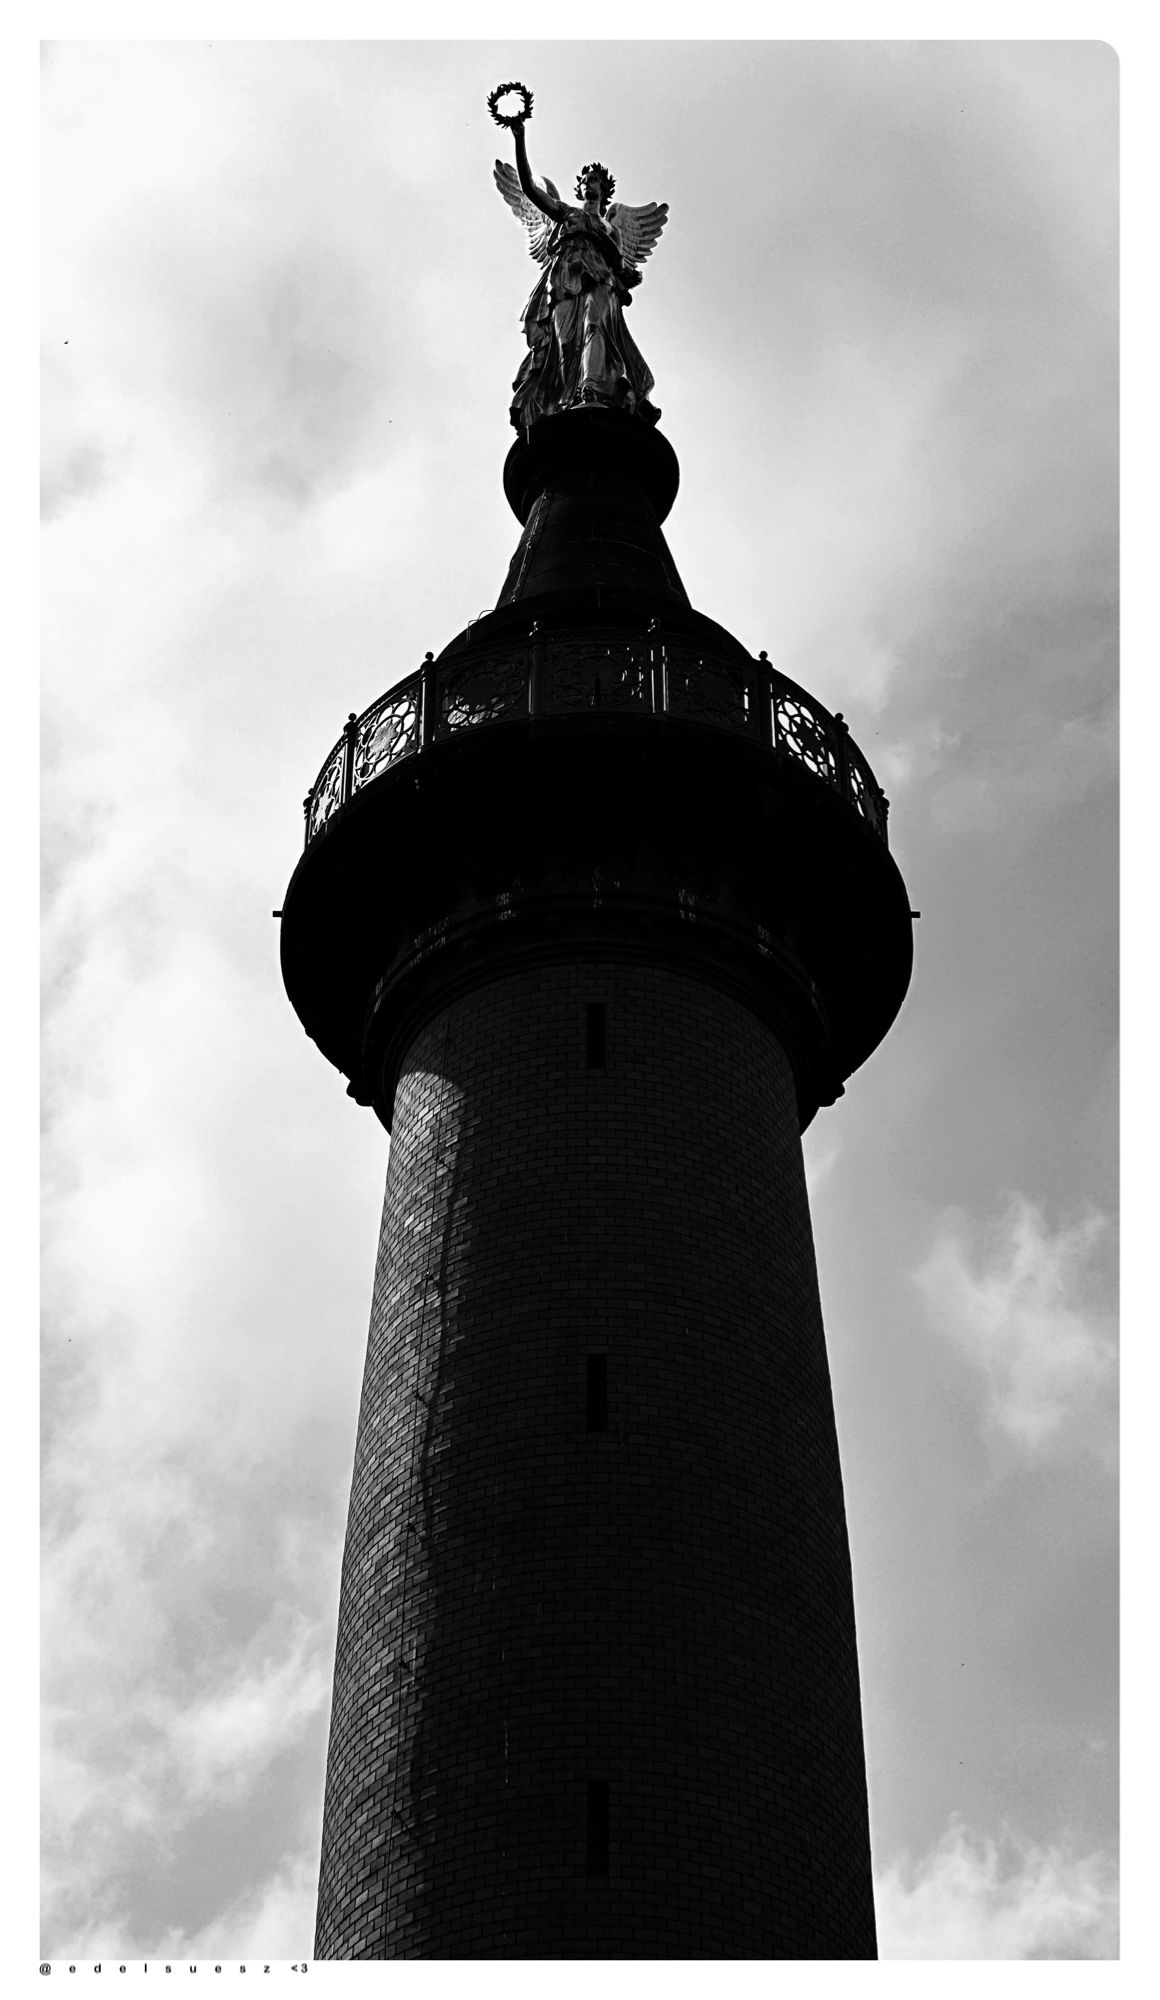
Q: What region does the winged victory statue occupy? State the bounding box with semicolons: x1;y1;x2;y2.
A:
490;83;669;432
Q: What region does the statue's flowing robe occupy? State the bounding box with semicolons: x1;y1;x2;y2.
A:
512;209;655;428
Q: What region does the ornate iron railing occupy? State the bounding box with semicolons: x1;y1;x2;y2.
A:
302;624;890;849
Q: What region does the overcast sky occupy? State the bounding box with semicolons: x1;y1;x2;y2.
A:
41;36;1118;1965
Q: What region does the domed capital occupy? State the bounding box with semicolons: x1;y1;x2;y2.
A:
504;408;680;526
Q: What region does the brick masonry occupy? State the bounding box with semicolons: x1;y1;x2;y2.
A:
314;955;877;1959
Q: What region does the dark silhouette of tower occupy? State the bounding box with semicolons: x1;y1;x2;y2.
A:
281;407;912;1958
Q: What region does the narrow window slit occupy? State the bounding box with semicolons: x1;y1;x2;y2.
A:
586;1354;608;1432
586;1002;607;1069
586;1780;610;1877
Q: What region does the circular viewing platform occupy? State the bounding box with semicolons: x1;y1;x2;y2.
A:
301;623;891;852
282;618;911;1132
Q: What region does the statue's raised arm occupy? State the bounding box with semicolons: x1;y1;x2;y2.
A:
488;82;669;433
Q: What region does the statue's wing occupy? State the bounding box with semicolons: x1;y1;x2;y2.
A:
607;199;669;273
493;159;555;266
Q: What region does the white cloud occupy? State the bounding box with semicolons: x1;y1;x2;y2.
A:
877;720;962;796
173;1851;318;1962
913;1196;1115;1457
876;1820;1118;1959
163;1632;329;1808
41;1613;331;1957
802;1132;841;1202
931;698;1117;837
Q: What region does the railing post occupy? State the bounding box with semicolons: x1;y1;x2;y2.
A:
302;793;312;851
648;618;665;714
420;651;437;750
757;651;775;751
342;712;358;805
529;620;545;717
880;793;891;849
833;711;852;808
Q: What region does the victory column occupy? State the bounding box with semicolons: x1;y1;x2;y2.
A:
280;85;913;1958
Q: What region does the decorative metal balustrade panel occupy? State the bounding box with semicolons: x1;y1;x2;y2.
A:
845;743;886;837
774;693;839;785
665;640;755;739
307;738;347;840
302;632;890;851
545;635;650;713
354;679;422;788
436;653;528;737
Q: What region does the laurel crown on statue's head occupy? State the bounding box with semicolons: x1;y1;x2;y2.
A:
575;162;616;208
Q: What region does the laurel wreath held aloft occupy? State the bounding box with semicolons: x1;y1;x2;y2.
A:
487;82;533;129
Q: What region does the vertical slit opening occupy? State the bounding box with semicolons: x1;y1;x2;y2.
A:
586;1779;610;1877
586;1002;607;1069
586;1354;608;1432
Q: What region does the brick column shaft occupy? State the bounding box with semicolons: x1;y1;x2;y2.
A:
314;956;877;1959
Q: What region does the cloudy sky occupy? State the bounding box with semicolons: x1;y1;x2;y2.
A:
41;34;1118;1966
